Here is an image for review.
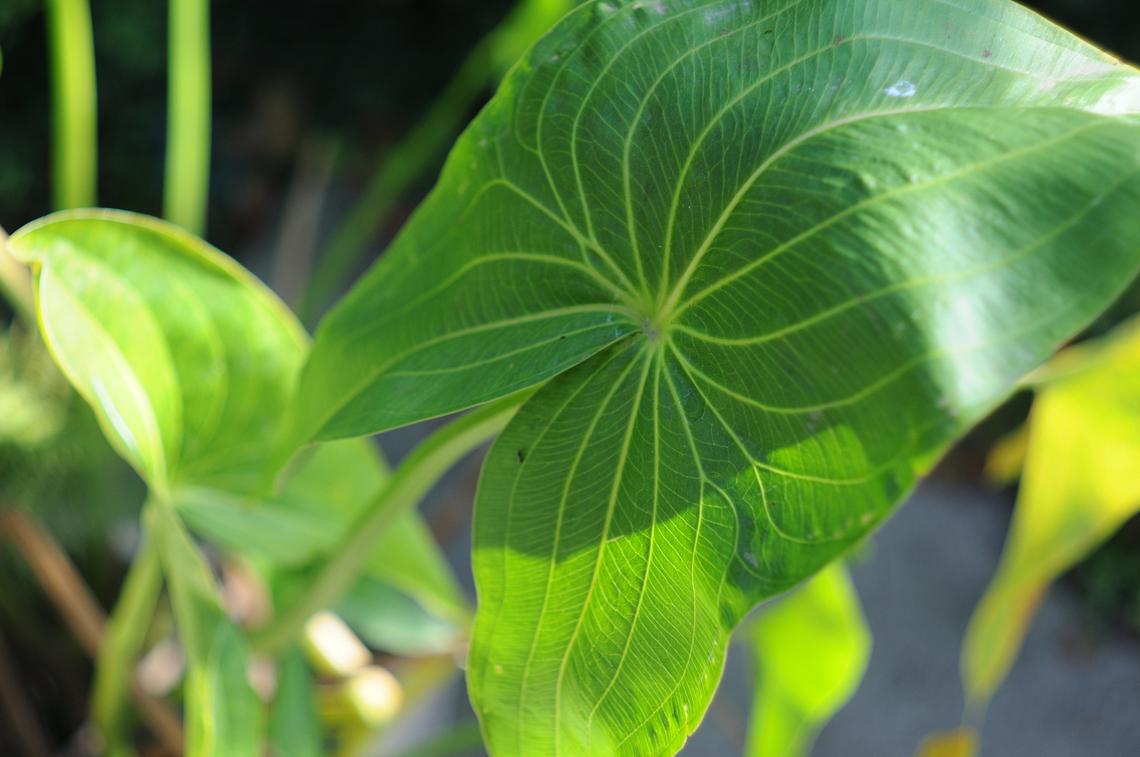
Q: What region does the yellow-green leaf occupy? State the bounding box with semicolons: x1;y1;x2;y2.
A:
747;563;870;757
963;317;1140;705
9;210;306;495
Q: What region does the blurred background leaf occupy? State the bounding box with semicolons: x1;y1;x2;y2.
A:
962;317;1140;709
747;564;871;757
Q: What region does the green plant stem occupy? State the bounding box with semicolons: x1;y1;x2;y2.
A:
45;0;98;209
298;39;495;323
91;525;164;751
0;226;35;325
253;390;530;654
164;0;212;235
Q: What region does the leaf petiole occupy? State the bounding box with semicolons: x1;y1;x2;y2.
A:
252;389;533;654
91;521;164;751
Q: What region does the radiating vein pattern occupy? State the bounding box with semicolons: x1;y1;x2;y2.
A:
289;0;1140;754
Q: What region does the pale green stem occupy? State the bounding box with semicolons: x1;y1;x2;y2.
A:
45;0;98;209
91;526;164;751
164;0;212;235
298;39;495;323
252;390;530;654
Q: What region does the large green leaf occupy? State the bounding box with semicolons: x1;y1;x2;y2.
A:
9;210;307;495
293;0;1140;752
962;317;1140;708
746;563;870;757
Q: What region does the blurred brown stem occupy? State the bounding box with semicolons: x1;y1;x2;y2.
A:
0;629;52;757
0;509;184;753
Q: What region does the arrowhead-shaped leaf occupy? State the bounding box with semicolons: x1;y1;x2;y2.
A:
293;0;1140;752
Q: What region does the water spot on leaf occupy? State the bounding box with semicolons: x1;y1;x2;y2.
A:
885;80;917;98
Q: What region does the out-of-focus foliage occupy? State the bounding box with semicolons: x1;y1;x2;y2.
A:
175;437;467;627
45;0;98;209
11;210;468;755
747;564;870;757
963;317;1140;706
269;649;322;757
0;327;125;548
915;729;977;757
150;502;263;756
10;210;307;495
0;328;67;449
487;0;577;76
